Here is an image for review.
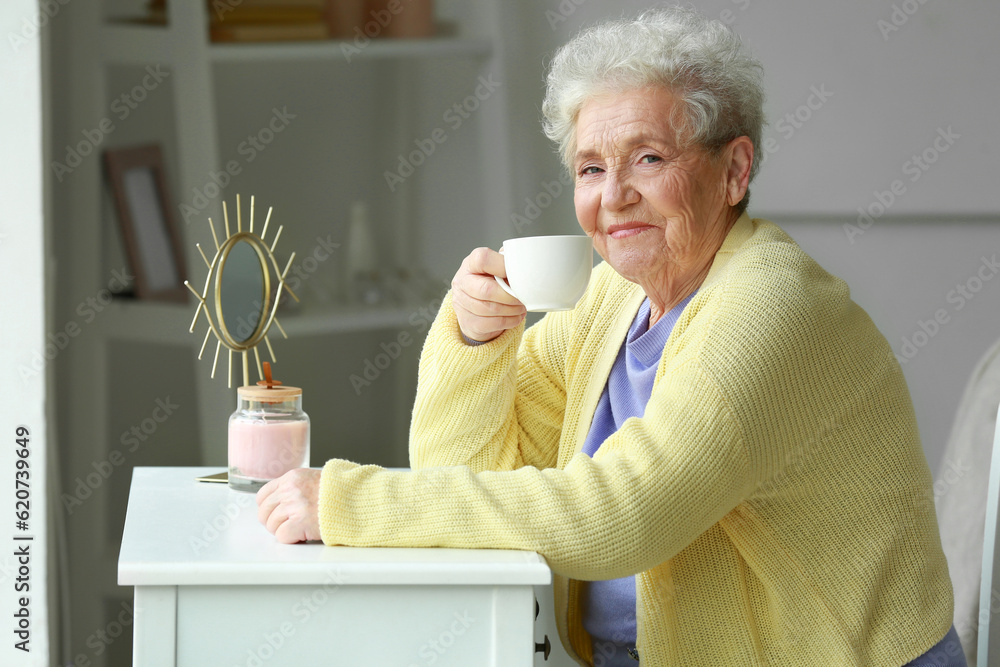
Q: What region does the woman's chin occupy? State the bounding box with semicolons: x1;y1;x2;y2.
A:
601;242;665;282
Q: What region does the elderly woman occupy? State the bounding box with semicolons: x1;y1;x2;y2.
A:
258;6;963;665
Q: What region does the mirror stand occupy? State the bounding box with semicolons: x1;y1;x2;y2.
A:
184;195;299;388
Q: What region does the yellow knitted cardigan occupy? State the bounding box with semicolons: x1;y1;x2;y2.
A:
318;213;954;666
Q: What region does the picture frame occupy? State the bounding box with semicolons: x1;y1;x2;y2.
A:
103;144;187;302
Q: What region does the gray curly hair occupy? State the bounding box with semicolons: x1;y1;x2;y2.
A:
541;5;766;213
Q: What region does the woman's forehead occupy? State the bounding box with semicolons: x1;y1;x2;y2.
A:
574;89;681;160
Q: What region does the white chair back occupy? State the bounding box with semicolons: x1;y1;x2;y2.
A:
978;402;1000;664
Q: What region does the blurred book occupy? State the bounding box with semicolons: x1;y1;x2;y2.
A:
210;0;325;7
209;22;328;42
204;0;329;43
148;0;327;11
144;1;329;41
143;0;433;42
211;6;325;24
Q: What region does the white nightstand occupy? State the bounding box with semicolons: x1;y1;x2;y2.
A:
118;467;558;666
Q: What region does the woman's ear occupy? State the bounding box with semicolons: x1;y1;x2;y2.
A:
723;136;754;207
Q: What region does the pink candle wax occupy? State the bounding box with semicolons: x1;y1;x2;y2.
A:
228;419;309;481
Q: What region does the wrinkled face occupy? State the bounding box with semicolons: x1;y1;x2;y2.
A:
572;86;735;287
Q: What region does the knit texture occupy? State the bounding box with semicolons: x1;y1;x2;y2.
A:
318;213;954;666
580;295;695;657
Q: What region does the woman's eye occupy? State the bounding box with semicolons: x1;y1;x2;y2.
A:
639;154;661;164
580;165;603;175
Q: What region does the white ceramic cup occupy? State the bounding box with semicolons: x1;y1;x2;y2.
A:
495;235;593;312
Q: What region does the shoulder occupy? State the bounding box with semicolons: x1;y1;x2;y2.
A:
670;216;885;388
715;218;839;290
702;217;853;331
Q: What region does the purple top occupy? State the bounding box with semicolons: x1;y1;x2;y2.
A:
580;294;695;663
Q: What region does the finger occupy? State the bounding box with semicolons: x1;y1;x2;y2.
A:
452;284;526;320
454;271;525;309
256;479;277;507
275;518;306;545
453;301;526;336
453;288;526;320
257;487;281;526
266;500;290;536
462;247;506;278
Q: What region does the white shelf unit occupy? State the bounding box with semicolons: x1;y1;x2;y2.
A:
57;1;512;664
87;3;512;457
209;35;492;61
100;298;428;344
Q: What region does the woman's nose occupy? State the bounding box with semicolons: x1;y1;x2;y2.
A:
601;171;639;211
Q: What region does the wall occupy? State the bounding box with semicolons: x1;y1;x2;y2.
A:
1;0;51;665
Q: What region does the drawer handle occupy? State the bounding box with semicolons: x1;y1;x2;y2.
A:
535;635;551;660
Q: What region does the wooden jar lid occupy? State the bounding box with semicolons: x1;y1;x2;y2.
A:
237;385;301;401
238;361;299;402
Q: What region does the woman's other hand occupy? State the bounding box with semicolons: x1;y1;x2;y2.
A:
256;468;322;544
451;247;527;343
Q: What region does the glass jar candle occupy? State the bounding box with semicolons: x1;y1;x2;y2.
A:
228;384;310;493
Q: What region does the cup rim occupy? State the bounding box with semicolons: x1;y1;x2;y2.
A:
504;234;590;239
502;234;592;245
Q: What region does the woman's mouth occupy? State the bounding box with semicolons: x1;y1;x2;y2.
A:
607;222;654;239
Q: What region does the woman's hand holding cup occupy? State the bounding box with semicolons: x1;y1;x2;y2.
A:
452;237;593;342
451;247;527;343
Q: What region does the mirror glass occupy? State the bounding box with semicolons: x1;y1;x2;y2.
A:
220;240;266;344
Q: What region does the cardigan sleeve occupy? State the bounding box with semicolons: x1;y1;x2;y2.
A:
320;354;755;580
407;291;572;473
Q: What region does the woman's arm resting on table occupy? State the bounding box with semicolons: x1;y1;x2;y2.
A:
325;361;753;580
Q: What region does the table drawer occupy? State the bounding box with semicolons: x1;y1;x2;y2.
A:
174;584;534;666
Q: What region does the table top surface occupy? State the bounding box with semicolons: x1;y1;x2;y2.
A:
118;467;551;587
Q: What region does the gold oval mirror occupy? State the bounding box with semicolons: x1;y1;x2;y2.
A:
217;234;269;346
184;195;298;387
